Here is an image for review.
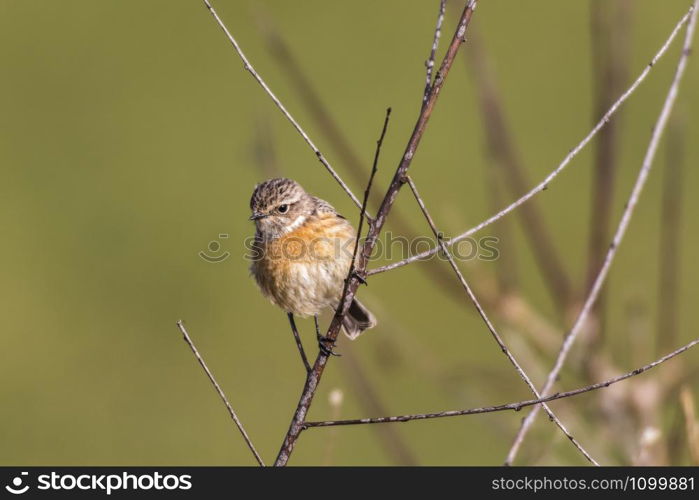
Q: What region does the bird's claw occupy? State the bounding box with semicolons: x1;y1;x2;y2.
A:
352;270;368;286
318;336;341;357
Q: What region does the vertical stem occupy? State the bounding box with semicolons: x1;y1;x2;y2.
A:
656;113;685;354
584;0;631;352
273;1;479;466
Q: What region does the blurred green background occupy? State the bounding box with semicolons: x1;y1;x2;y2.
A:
1;0;698;465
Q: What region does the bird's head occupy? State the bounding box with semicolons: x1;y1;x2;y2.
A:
249;178;313;240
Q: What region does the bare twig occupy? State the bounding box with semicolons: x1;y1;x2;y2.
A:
258;20;574;398
303;338;699;428
273;1;479;466
287;313;311;374
405;176;597;465
505;2;698;465
176;320;265;466
349;108;392;283
201;0;363;211
259;15;469;303
466;29;573;309
657;113;685;354
583;0;632;352
424;0;447;103
368;5;694;276
275;104;395;466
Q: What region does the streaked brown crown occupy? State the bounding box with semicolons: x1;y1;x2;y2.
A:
250;178;320;240
250;178;306;214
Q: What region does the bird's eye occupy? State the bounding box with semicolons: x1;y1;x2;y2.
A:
278;204;289;214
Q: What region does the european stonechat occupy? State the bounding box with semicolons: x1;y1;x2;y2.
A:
249;178;376;355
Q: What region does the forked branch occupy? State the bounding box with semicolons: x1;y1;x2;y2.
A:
505;1;698;465
405;176;597;465
191;0;698;467
274;1;480;466
423;0;447;103
368;5;695;276
303;338;699;428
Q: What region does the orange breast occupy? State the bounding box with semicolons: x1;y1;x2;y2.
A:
264;214;355;264
251;214;357;314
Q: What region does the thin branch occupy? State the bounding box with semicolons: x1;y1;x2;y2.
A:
405;176;597;465
583;0;632;350
303;338;699;428
657;113;685;354
273;1;479;466
466;29;573;310
175;320;265;466
424;0;447;104
367;5;694;276
275;105;394;466
258;19;574;370
349;107;392;283
259;15;471;304
505;2;699;465
287;313;312;374
201;0;363;211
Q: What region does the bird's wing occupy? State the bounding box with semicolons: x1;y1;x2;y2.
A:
312;196;346;219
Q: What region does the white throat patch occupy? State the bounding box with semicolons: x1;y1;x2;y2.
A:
284;215;307;234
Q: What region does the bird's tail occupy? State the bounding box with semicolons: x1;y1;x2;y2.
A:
341;298;377;340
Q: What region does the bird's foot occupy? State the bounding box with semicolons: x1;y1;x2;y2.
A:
351;270;368;286
318;336;341;357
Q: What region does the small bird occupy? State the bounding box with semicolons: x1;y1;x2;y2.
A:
248;178;376;359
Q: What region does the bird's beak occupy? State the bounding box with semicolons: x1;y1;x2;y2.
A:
249;212;267;221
